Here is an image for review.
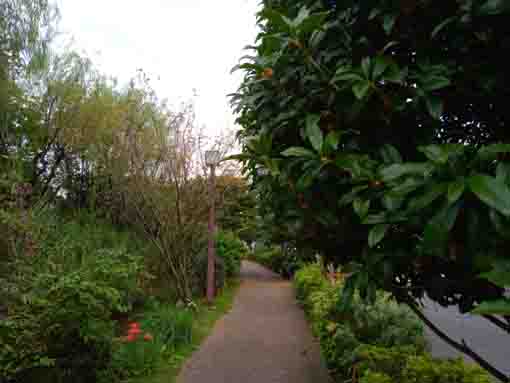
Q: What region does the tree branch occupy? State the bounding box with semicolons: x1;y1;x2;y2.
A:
404;297;509;382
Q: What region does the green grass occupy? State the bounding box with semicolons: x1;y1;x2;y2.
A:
137;279;240;383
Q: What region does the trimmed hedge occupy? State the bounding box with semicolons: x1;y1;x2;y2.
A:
294;263;492;383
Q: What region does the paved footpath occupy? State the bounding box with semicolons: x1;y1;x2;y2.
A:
178;261;331;383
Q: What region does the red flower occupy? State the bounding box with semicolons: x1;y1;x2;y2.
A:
121;334;137;343
143;333;154;342
128;322;140;329
128;327;142;336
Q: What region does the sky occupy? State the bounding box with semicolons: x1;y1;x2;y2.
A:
54;0;260;137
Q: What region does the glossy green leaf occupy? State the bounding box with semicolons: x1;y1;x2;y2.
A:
339;185;369;206
391;178;425;195
479;260;510;287
379;163;433;182
383;14;396;35
305;114;323;153
372;56;391;79
299;12;329;35
353;198;370;218
425;96;443;120
324;131;340;152
333;73;364;82
478;0;510;15
431;17;456;38
369;224;390;247
369;8;381;20
422;220;450;256
418;144;464;164
447;180;465;204
422;76;451;91
380;144;402;164
353;81;371;100
472;299;510;315
382;193;404;211
362;214;388;224
259;8;291;32
281;147;316;158
469;174;510;216
478;143;510;160
361;57;371;78
496;163;510;184
489;209;510;238
408;183;448;212
293;6;311;27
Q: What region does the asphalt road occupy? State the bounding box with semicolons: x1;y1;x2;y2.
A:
423;300;509;379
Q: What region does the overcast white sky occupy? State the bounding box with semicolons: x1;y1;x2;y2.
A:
54;0;260;137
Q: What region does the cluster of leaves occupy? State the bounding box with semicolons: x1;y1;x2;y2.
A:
105;304;194;382
293;262;427;380
233;0;510;352
252;244;315;278
356;345;492;383
0;210;146;383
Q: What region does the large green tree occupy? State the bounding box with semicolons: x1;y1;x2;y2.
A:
232;0;510;380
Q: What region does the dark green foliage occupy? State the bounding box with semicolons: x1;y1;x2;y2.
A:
0;211;146;382
105;301;194;381
294;263;492;382
252;245;315;278
233;2;510;372
193;231;245;295
357;345;492;383
216;230;246;277
294;263;425;379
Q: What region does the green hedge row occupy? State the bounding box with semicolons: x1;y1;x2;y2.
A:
294;263;492;383
252;245;312;278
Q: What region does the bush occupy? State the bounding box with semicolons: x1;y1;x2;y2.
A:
105;302;194;381
193;230;245;295
357;345;492;383
0;211;146;383
253;245;310;278
294;263;492;382
294;263;425;380
294;262;329;302
216;231;246;277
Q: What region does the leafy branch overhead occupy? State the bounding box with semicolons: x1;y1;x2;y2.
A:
232;2;510;378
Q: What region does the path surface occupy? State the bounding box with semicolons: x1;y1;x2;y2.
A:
178;261;331;383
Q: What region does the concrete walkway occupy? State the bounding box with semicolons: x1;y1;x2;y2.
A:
177;261;331;383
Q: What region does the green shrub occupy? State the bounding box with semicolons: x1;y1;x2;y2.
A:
216;230;246;277
0;211;146;383
252;245;310;278
359;371;393;383
294;263;492;383
105;334;164;382
356;345;492;383
140;300;194;351
355;345;423;379
293;262;328;302
293;263;425;380
104;298;195;381
193;230;245;295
